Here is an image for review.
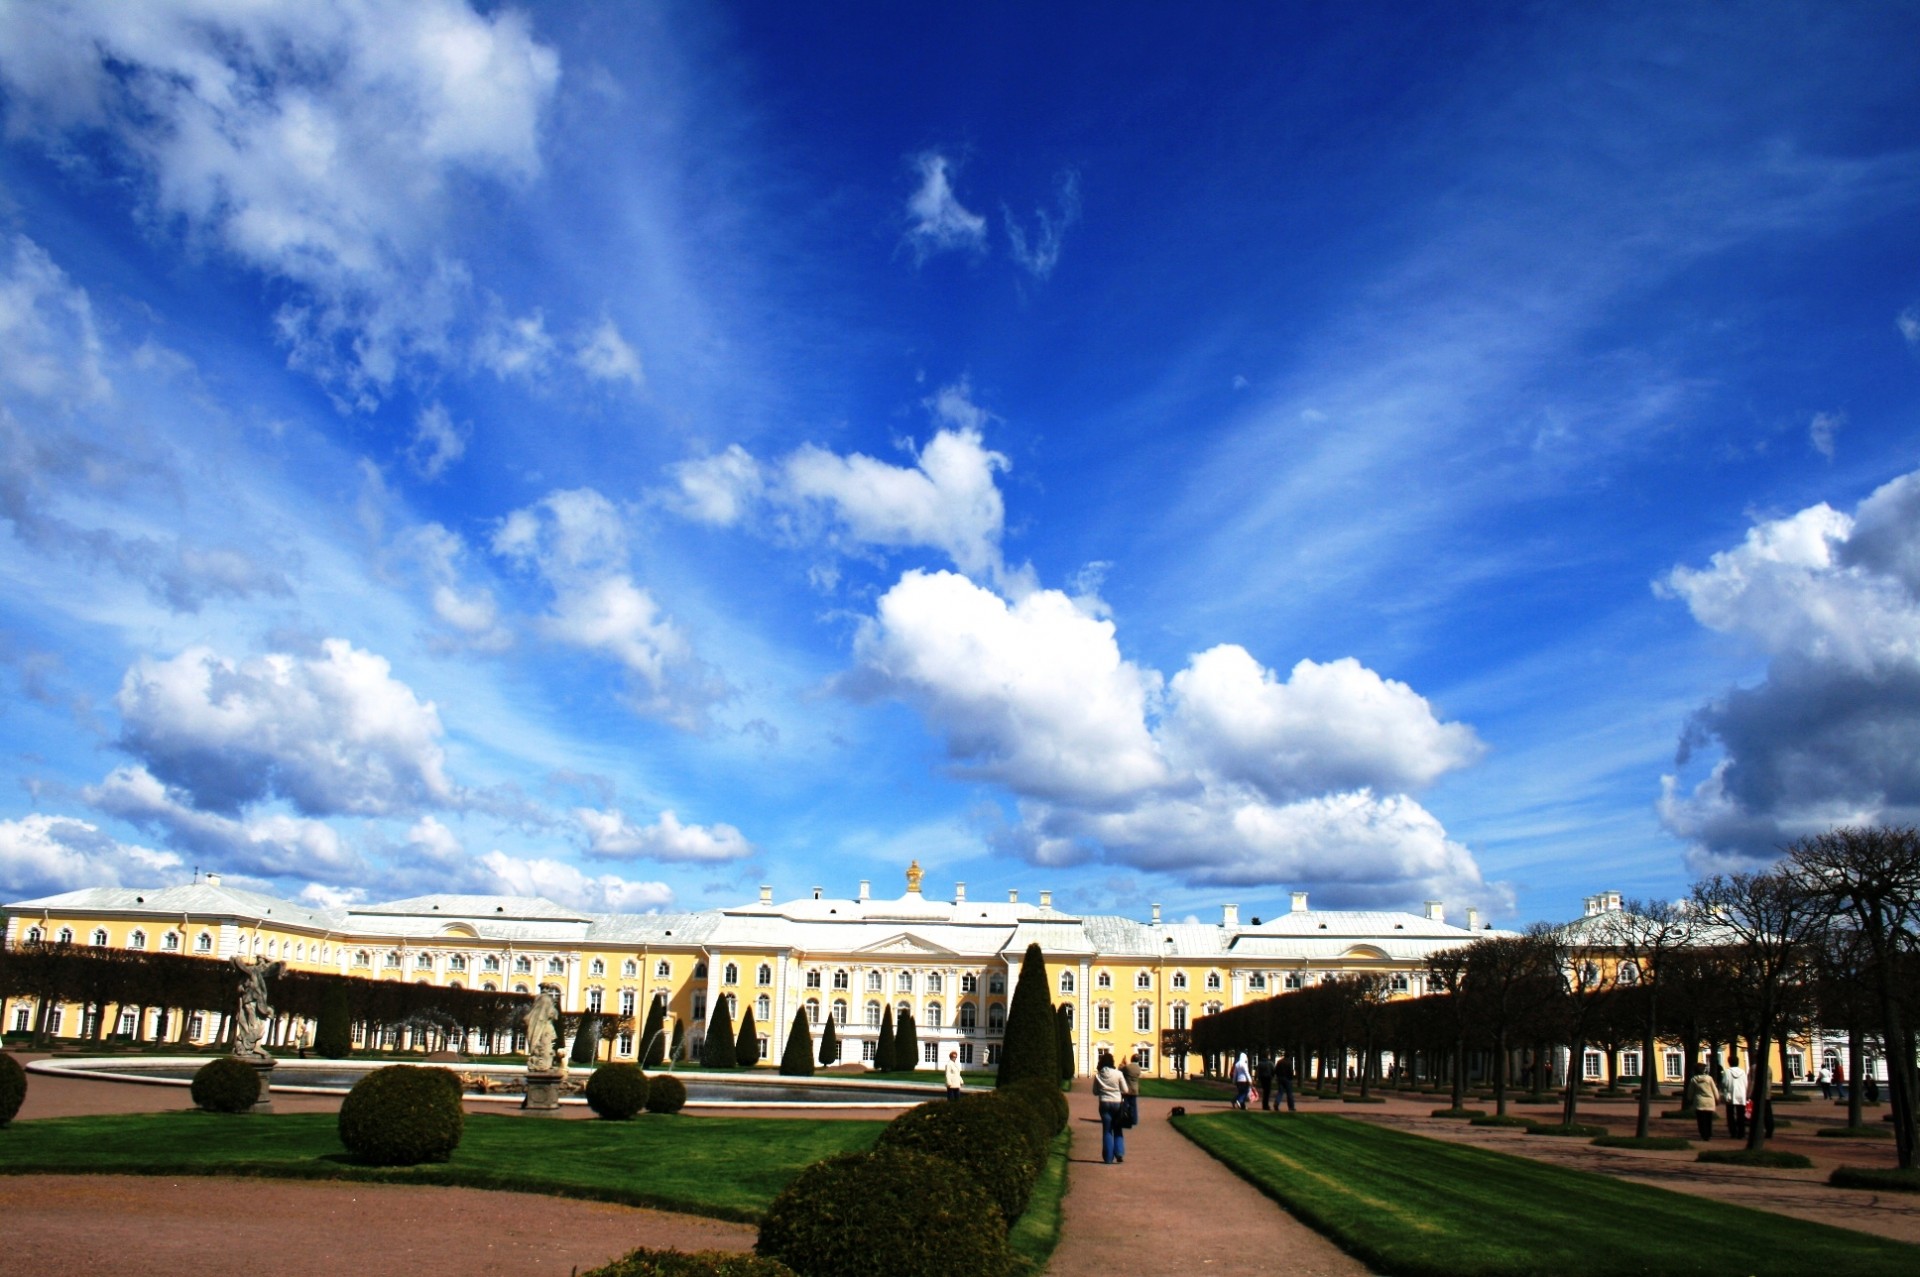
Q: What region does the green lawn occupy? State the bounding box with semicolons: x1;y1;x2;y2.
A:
1008;1128;1071;1272
1173;1112;1920;1277
0;1111;882;1223
1138;1076;1232;1100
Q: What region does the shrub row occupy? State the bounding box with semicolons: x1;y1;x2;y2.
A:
0;1051;25;1125
582;1248;795;1277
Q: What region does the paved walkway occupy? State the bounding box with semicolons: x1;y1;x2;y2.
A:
1046;1086;1371;1277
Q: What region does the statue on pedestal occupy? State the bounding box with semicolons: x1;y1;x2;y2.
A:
229;955;285;1062
523;987;560;1073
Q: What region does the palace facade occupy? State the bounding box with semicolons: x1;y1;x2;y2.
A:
1;863;1495;1077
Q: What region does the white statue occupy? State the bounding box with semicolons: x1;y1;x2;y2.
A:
230;955;285;1061
523;988;560;1072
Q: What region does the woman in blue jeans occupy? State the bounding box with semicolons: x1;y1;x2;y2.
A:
1094;1050;1128;1164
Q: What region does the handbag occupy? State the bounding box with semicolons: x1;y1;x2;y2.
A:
1118;1104;1136;1129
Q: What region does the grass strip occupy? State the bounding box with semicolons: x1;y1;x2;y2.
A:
1430;1108;1485;1120
1696;1148;1814;1169
1830;1167;1920;1193
1007;1128;1071;1273
1137;1077;1232;1100
1527;1123;1606;1137
1469;1114;1533;1127
1172;1111;1920;1277
0;1110;881;1223
1818;1125;1894;1139
1592;1135;1692;1150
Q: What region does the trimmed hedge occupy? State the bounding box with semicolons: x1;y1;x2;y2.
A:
1696;1148;1813;1169
646;1073;688;1115
1818;1125;1893;1139
1526;1123;1606;1138
1830;1166;1920;1193
756;1146;1014;1277
0;1051;25;1125
1431;1108;1486;1120
582;1248;796;1277
586;1063;651;1120
877;1095;1041;1224
1468;1114;1534;1128
314;984;353;1058
1591;1135;1692;1150
338;1065;464;1165
190;1057;261;1114
1000;1077;1069;1136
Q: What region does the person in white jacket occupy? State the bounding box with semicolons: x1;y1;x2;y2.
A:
1095;1051;1128;1164
1720;1050;1748;1140
944;1049;964;1101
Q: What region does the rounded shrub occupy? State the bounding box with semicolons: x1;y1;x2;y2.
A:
980;1087;1054;1169
338;1064;464;1165
877;1095;1041;1224
0;1051;26;1125
645;1072;688;1115
190;1056;261;1113
1001;1076;1068;1135
583;1249;796;1277
756;1146;1014;1277
586;1062;651;1120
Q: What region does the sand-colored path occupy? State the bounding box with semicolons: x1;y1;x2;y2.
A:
1045;1087;1372;1277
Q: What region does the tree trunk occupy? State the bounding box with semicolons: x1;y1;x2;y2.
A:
1563;1033;1586;1126
1848;1031;1865;1130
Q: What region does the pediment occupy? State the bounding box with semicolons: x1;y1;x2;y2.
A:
855;931;959;957
1341;944;1390;960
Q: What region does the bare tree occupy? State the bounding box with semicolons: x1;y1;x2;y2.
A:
1464;933;1560;1117
1608;898;1696;1138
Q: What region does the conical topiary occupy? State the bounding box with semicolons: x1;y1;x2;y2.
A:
314;984;353;1059
781;1007;815;1076
819;1015;840;1066
570;1016;599;1066
702;999;737;1068
669;1018;686;1062
735;1005;761;1067
639;994;667;1068
875;1004;895;1073
996;942;1058;1088
895;1007;919;1072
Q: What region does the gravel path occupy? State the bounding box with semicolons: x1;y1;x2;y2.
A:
1046;1087;1372;1277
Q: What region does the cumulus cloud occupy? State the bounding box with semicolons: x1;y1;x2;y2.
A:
1659;467;1920;864
904;153;987;263
474;306;556;380
475;849;673;911
665;382;1020;585
0;0;561;406
848;569;1493;904
493;488;719;725
86;765;361;882
577;807;753;863
1004;169;1082;281
404;521;512;651
0;813;181;898
114;640;456;817
574;317;644;385
408;402;468;480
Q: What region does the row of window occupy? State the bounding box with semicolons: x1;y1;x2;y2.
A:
26;925;217;954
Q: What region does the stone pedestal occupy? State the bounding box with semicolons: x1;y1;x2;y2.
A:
522;1068;564;1113
246;1058;277;1114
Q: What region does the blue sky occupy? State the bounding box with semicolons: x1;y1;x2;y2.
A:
3;1;1919;926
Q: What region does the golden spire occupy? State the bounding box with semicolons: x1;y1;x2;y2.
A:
906;859;924;893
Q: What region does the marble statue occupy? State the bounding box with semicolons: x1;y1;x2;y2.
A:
523;987;560;1072
229;955;285;1061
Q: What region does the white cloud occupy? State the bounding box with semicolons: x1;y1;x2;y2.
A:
475;849;673;911
577;807;753;863
474;306;556;380
0;233;110;409
0;0;561;405
1809;409;1843;460
667;445;765;526
85;765;361;881
404;521;512;651
0;813;181;898
903;152;987;263
1900;306;1920;348
574;317;644;385
408;402;468;480
1003;169;1081;281
114;639;456;817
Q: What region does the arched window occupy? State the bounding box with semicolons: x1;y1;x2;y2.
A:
757;963;773;985
1618;960;1641;986
163;931;181;952
1135;1003;1152;1032
385;951;401;969
806;969;822;988
1285;971;1304;990
354;950;371;966
92;928;108;946
514;956;532;973
1172;971;1188;989
926;1002;942;1028
590;958;606;977
896;1000;911;1021
1096;1003;1112;1032
196;933;214;953
515;983;529;994
805;997;820;1025
1172;1003;1189;1030
129;929;147;950
1096;970;1112;989
832;968;850;989
266;940;277;957
1204;1000;1222;1016
832;999;848;1025
988;1003;1006;1031
1247;972;1266;990
866;970;883;991
622;959;637;977
449;955;468;972
722;993;737;1017
1135;970;1152;989
546;957;565;975
620;990;636;1017
723;962;740;986
959;1002;977;1029
866;1001;882;1028
695;961;708;978
1058;971;1075;994
896;971;913;992
482;955;500;972
989;973;1006;994
416;953;434;971
1206;971;1223;990
1061;1004;1074;1029
56;927;73;944
482;981;497;992
656;960;672;979
25;926;44;943
756;994;771;1021
960;973;977;993
926;972;943;993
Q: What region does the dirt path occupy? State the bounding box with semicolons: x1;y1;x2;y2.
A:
1046;1086;1372;1277
0;1174;755;1277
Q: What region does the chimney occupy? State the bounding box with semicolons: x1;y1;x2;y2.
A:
759;885;773;905
812;886;822;900
954;882;966;902
858;880;870;901
1424;901;1444;923
1290;891;1309;913
205;872;221;888
1583;895;1598;917
1008;889;1019;903
1223;904;1239;928
1603;890;1622;912
1150;903;1162;925
1039;889;1053;910
1467;907;1481;930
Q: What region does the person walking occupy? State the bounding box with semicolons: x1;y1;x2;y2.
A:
1095;1050;1128;1164
1816;1064;1832;1100
1120;1052;1142;1127
1687;1063;1720;1141
1256;1055;1275;1111
1274;1051;1297;1111
1720;1050;1748;1141
944;1049;964;1101
1231;1052;1252;1110
1833;1059;1847;1102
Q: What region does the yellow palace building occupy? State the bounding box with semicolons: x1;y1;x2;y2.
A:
2;862;1493;1077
